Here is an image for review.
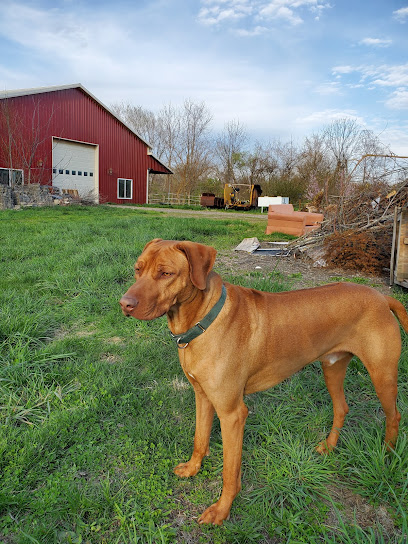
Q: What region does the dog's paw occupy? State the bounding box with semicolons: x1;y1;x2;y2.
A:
315;440;334;455
198;502;230;525
316;429;341;454
173;461;200;478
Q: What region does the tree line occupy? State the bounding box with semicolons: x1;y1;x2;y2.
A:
111;99;407;206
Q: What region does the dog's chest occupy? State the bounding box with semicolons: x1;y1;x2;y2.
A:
178;349;202;384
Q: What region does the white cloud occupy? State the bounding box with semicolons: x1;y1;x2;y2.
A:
310;1;332;20
0;2;130;80
386;89;408;110
234;25;268;36
296;109;363;125
259;3;303;25
314;81;342;95
370;64;408;87
198;0;332;29
359;37;392;47
393;6;408;22
332;65;356;75
197;0;253;25
381;128;408;155
333;63;408;111
258;1;332;26
198;5;251;25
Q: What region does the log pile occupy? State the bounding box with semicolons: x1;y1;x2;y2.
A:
289;180;408;275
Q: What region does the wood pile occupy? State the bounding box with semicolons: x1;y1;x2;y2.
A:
289;180;408;275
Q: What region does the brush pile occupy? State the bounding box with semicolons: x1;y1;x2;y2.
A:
290;179;408;275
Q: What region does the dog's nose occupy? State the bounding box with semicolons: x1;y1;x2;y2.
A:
119;295;138;314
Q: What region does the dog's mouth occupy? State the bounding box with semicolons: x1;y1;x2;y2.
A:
120;293;174;321
120;306;134;318
122;307;167;321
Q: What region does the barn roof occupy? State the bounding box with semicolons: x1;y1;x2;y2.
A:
0;83;173;174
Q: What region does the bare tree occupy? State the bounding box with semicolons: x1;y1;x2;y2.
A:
352;129;390;184
215;120;248;185
322;118;365;198
0;96;53;186
157;102;180;169
298;133;333;203
172;99;213;201
323;118;362;168
0;98;15;185
274;138;300;180
110;102;166;158
153;102;181;200
228;141;278;187
240;141;275;186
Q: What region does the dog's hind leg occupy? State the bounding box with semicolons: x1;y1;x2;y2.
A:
357;329;401;449
316;353;353;454
367;364;401;449
375;380;400;449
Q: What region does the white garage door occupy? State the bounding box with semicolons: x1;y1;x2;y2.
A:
52;139;98;201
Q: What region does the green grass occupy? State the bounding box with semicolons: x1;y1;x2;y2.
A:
0;205;407;543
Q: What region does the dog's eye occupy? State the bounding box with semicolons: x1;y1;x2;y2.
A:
161;271;173;277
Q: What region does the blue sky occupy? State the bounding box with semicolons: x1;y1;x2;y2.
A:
1;0;408;154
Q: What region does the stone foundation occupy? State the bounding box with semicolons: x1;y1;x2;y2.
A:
0;184;54;210
0;186;14;209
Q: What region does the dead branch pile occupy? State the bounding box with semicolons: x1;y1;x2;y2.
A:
290;179;408;274
324;230;392;274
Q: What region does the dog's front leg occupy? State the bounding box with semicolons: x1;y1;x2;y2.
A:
198;401;248;525
174;382;215;477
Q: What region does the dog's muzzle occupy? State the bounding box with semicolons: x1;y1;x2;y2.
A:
119;295;138;317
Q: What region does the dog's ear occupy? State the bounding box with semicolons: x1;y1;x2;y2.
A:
142;238;163;252
177;241;217;290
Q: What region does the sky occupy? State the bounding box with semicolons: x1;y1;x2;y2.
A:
0;0;408;155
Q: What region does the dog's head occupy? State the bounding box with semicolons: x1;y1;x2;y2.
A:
119;239;217;320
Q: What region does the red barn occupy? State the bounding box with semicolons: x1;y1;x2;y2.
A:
0;83;172;204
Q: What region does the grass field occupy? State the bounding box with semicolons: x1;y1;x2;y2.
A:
0;205;407;544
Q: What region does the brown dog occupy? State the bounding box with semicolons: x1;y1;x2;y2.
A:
120;239;408;525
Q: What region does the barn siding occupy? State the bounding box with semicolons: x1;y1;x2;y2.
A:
0;87;170;203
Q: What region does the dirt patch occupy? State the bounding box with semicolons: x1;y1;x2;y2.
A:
0;533;17;544
214;249;392;295
100;353;122;364
51;326;70;341
106;336;125;346
50;325;97;341
75;328;96;337
325;483;398;535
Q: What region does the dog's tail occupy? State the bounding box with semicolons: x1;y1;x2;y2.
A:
387;296;408;333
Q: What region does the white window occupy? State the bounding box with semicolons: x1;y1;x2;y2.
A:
118;178;133;199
